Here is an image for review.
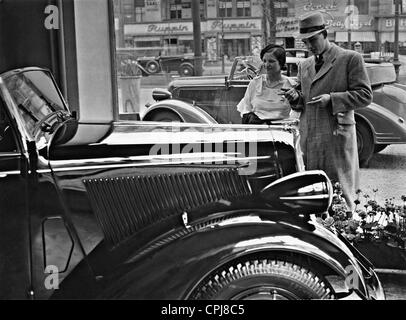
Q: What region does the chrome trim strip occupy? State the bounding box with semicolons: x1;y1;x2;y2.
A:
37;154;270;173
280;195;331;200
0;152;21;157
375;268;406;275
267;169;329;186
0;170;21;177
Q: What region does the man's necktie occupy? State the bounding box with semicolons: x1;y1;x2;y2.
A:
315;54;324;73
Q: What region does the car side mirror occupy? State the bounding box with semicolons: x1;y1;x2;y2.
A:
260;170;333;215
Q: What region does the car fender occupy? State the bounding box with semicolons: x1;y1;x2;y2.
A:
97;213;369;299
356;102;406;144
179;62;194;69
142;99;217;124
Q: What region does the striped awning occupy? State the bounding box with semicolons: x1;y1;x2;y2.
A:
380;32;406;42
335;31;376;42
133;36;161;41
223;33;251;39
178;35;194;41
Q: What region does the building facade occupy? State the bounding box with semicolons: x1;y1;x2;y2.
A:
276;0;406;53
114;0;264;60
114;0;405;61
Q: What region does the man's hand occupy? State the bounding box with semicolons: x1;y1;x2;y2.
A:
306;94;331;108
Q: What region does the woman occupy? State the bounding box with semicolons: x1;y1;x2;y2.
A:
237;44;298;124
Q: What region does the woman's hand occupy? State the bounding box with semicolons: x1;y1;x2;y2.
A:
283;88;300;103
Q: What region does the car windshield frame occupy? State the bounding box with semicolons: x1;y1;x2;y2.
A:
0;68;70;147
365;62;397;86
228;56;263;81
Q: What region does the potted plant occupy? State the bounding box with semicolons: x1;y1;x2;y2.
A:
317;183;406;269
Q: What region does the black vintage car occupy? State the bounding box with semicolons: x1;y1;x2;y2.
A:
0;67;384;300
137;54;196;76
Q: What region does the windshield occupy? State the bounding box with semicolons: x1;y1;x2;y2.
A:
0;69;67;143
230;56;262;80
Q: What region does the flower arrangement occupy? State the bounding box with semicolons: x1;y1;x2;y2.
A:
317;182;406;249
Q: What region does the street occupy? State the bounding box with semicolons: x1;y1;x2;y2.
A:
361;144;406;204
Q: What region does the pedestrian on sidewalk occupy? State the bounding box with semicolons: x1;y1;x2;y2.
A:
285;12;372;210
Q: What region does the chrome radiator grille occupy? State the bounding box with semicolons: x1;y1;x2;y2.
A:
83;168;251;245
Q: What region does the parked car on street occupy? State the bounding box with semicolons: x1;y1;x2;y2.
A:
143;57;406;167
137;53;196;76
116;48;196;77
0;67;386;300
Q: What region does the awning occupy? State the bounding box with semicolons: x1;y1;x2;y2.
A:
223;33;251;39
178;35;194;41
380;32;406;42
335;31;376;42
134;36;161;42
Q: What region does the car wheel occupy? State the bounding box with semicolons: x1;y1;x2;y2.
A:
146;60;159;74
374;144;389;154
148;110;182;122
179;63;194;77
189;258;334;300
356;121;374;168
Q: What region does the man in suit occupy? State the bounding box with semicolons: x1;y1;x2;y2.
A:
285;12;372;210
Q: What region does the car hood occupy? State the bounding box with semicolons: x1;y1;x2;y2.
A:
60;121;295;147
42;121;299;167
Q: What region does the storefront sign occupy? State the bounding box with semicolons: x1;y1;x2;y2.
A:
325;17;373;30
303;1;339;12
209;19;260;32
276;17;299;37
211;20;258;31
147;24;189;33
125;19;262;36
384;18;406;30
125;22;192;35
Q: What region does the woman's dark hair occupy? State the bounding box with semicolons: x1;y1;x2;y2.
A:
260;44;286;70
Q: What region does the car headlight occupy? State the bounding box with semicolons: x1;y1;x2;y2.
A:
260;170;333;215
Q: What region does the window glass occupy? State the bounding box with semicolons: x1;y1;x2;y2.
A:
236;0;250;17
113;0;261;121
274;0;288;17
354;0;369;15
219;0;233;17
